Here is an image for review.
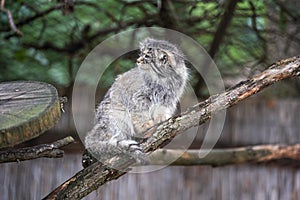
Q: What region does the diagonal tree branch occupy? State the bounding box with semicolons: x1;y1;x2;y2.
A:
43;55;300;200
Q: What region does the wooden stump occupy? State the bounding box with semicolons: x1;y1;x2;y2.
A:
0;81;61;148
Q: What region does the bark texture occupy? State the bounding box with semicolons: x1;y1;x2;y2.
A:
44;56;300;200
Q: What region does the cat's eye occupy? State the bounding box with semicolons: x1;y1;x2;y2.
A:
159;53;168;63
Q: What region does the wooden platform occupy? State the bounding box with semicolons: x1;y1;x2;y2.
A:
0;81;61;148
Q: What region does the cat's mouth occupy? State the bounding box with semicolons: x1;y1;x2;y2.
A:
137;55;151;64
136;56;151;69
136;56;166;77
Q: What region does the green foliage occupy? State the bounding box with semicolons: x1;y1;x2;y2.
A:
0;0;299;97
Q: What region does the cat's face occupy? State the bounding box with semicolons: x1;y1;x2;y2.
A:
137;38;186;79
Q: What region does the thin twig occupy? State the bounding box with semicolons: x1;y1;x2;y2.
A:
0;0;22;35
0;136;75;163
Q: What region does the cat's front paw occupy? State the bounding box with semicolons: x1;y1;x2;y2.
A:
82;149;97;168
116;139;149;164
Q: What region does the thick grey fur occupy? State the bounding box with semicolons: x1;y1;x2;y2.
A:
84;38;188;165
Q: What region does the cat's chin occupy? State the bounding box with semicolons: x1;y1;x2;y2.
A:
137;63;150;70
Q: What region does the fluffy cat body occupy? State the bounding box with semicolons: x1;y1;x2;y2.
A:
83;38;187;167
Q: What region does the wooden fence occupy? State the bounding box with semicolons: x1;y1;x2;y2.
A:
1;99;300;200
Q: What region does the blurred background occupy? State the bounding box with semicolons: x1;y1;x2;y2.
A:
0;0;300;199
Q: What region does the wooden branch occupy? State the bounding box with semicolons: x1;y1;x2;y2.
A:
0;2;100;32
195;0;239;94
208;0;239;58
149;144;300;166
43;56;300;200
275;0;299;21
0;0;22;35
22;15;157;54
0;136;74;163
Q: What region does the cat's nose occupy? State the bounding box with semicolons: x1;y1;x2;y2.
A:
137;56;143;64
